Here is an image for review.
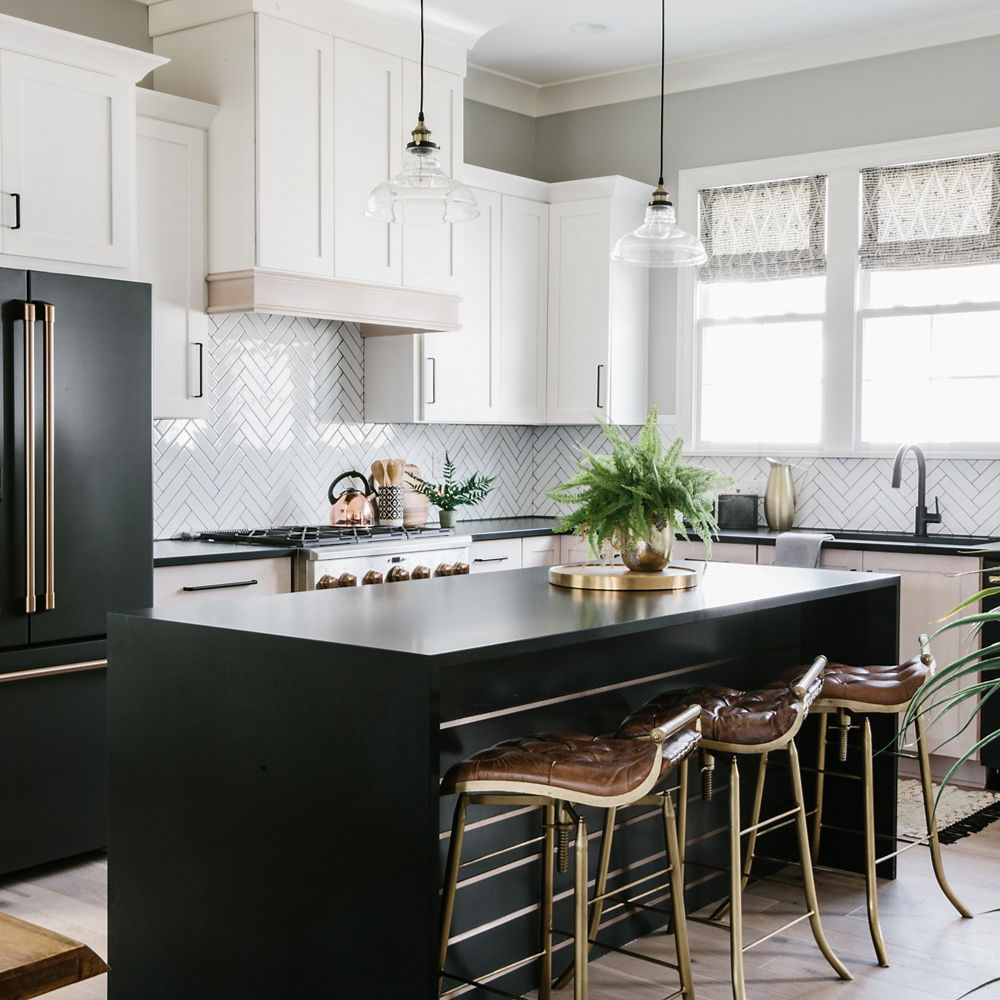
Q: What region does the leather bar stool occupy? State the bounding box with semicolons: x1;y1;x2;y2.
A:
614;656;852;1000
438;705;701;1000
809;633;973;967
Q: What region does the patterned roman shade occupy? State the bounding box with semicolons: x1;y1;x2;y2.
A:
859;153;1000;270
698;175;827;283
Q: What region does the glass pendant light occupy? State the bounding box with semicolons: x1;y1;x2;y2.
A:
364;0;479;225
611;0;706;267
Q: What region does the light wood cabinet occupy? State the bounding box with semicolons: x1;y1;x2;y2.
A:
137;90;217;420
860;550;981;762
545;178;650;425
0;15;161;274
154;557;293;607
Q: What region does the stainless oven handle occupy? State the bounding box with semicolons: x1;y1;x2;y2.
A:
41;301;55;611
23;300;36;614
0;659;107;684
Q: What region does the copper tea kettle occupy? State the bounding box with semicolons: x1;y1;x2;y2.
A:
328;471;376;526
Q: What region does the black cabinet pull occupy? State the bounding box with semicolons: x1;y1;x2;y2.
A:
194;341;204;399
10;192;21;230
182;579;259;592
473;556;509;563
596;363;605;408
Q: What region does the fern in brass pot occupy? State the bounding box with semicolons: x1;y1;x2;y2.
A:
547;408;731;571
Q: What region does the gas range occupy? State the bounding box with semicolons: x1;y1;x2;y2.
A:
196;525;472;590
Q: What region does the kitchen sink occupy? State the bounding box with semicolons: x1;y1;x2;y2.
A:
829;530;997;546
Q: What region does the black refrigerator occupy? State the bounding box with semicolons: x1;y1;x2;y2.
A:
0;268;152;875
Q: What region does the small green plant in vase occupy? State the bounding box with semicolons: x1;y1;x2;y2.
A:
409;453;495;528
548;407;731;571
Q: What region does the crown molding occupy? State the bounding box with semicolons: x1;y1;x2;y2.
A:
470;3;1000;119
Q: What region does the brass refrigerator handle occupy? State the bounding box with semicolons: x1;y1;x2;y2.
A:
42;302;55;611
0;659;107;684
23;301;36;614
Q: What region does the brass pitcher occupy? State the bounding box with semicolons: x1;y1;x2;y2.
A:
764;458;798;532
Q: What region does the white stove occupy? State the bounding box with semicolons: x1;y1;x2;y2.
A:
196;525;471;591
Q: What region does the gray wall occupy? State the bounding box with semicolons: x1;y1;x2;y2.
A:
0;0;152;52
465;32;1000;414
464;99;537;179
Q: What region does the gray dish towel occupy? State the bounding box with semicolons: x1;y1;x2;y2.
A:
774;532;835;568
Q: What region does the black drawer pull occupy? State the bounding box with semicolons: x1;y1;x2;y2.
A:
473;556;509;563
182;579;259;592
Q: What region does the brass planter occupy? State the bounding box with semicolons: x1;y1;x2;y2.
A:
618;525;672;572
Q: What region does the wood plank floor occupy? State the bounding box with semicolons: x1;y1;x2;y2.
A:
0;824;996;999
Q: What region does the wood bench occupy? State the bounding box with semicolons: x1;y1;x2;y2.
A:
0;912;107;999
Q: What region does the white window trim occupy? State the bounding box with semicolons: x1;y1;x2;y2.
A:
675;125;1000;460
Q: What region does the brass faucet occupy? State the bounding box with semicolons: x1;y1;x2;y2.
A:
891;443;941;537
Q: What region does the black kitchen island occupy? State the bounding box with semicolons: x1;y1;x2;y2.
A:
107;562;899;999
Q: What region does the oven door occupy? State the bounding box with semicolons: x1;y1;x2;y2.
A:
296;540;471;591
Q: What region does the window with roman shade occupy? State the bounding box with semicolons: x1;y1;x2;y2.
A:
859;153;1000;270
698;175;827;283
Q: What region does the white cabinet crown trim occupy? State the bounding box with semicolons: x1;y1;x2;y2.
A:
136;88;219;129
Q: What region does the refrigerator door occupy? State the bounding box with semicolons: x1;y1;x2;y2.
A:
0;268;29;650
26;271;152;646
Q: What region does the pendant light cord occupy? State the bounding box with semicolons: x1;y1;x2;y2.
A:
419;0;425;121
658;0;665;187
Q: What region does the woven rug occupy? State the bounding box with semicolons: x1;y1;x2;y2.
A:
898;779;1000;844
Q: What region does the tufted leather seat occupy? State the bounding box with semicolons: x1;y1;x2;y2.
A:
815;653;929;711
443;729;700;801
617;674;822;749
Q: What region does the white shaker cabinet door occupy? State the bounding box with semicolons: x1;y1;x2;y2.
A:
137;113;210;419
546;199;611;424
422;188;498;423
0;51;130;267
400;60;462;293
333;38;402;285
499;195;548;424
256;17;334;276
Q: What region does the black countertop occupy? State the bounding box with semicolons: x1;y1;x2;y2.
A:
121;561;897;666
458;516;562;539
153;540;296;567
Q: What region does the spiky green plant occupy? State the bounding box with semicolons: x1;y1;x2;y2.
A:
408;453;495;512
547;408;731;559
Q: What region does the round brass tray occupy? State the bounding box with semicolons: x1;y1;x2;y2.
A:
548;562;699;592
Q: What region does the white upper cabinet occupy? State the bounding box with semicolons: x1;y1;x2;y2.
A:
257;18;334;277
137;90;217;420
546;178;650;425
333;38;402;286
364;168;549;425
0;15;162;274
152;8;465;331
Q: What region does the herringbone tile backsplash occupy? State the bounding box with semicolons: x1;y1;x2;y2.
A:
154;314;1000;539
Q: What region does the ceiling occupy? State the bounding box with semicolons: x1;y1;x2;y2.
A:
465;0;1000;86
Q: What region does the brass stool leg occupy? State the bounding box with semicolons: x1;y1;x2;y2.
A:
711;752;768;922
862;719;890;966
438;792;469;991
541;803;556;1000
787;740;853;982
552;806;616;991
915;713;974;919
663;790;696;999
811;713;829;863
728;754;747;1000
573;811;589;1000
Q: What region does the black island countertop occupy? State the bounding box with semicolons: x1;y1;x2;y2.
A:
122;560;897;664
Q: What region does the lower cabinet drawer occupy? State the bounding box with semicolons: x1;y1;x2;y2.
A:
469;539;522;573
154;557;293;606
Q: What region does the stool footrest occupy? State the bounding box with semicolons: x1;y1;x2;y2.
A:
440;950;545;1000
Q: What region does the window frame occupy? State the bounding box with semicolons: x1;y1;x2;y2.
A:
675;125;1000;459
